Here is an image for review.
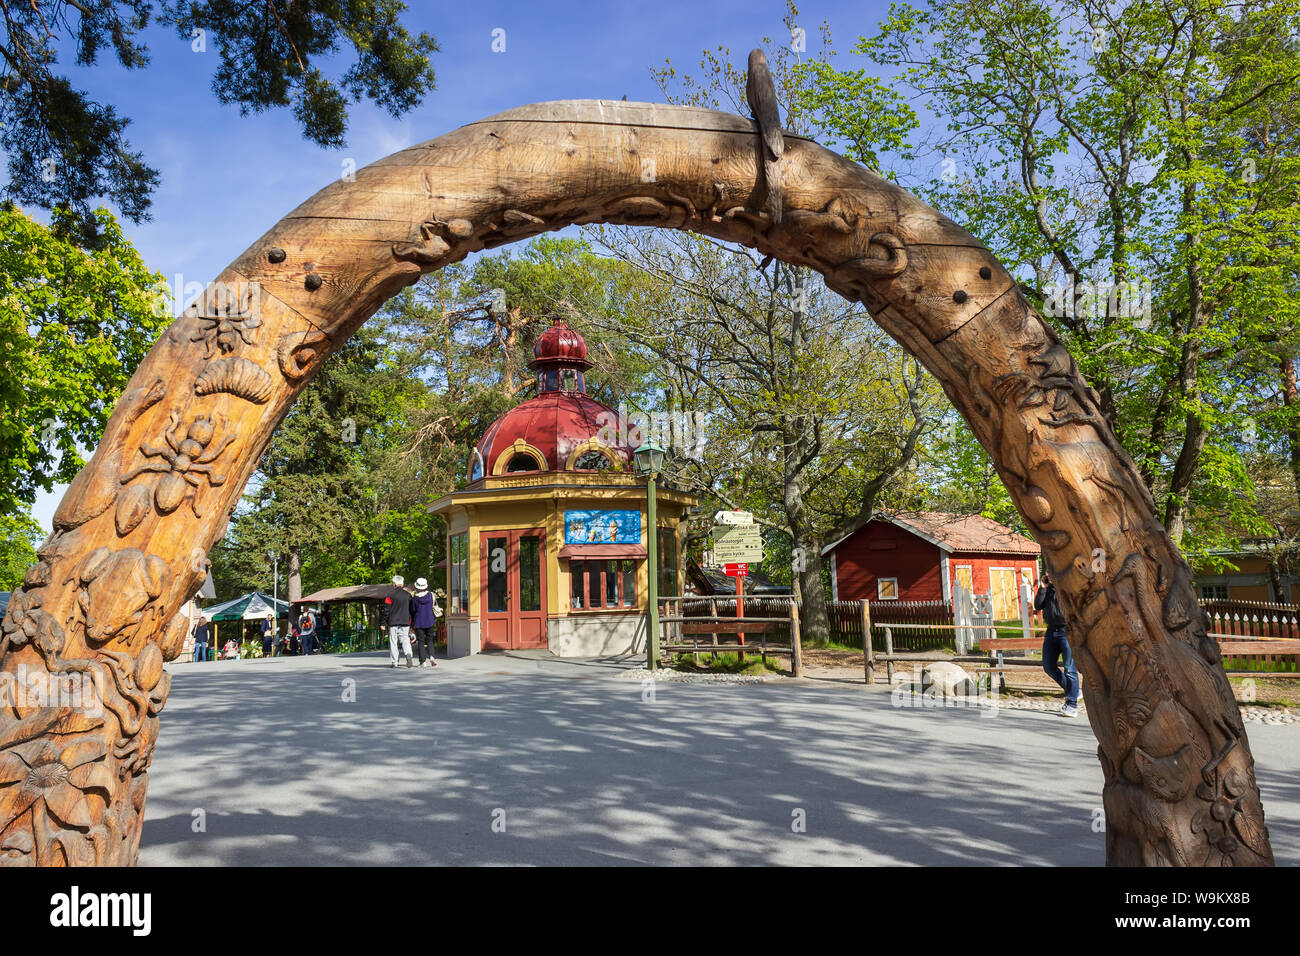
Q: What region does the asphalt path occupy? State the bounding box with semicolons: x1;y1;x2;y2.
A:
138;650;1300;866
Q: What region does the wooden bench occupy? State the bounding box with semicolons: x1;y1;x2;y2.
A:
1215;638;1300;675
977;637;1041;654
968;637;1046;692
659;619;797;667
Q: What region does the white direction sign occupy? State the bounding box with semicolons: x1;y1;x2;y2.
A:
713;509;755;526
712;523;763;564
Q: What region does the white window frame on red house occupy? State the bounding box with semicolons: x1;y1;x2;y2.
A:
877;577;899;600
988;565;1019;619
954;564;973;594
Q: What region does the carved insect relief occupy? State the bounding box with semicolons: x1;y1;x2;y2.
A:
120;413;235;519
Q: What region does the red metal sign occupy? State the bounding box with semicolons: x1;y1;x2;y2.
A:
724;563;748;577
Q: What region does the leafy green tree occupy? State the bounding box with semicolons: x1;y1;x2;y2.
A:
0;204;167;514
0;511;41;590
799;0;1300;557
0;0;438;240
460;236;660;407
593;224;939;641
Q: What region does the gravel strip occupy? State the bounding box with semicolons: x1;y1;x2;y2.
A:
613;666;1300;723
612;665;776;685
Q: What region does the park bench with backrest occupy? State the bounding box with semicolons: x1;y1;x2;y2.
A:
659;619;795;664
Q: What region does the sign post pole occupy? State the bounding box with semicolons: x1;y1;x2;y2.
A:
736;568;745;661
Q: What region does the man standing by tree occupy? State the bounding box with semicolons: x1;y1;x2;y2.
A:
1035;571;1079;717
383;575;415;669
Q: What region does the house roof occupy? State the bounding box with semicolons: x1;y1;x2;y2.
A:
685;558;792;595
822;511;1040;557
295;584;396;605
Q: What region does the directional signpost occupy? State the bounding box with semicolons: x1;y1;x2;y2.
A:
711;514;763;658
712;523;763;565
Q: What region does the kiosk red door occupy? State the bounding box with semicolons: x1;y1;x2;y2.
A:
480;529;547;650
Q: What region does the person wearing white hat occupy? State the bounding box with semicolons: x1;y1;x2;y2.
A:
382;574;414;668
410;576;441;667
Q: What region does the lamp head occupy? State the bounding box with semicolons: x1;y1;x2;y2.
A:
633;440;666;475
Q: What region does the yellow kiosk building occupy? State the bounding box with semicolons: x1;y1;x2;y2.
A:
430;319;697;657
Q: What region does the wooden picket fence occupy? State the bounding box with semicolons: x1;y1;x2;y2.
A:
824;593;1300;671
829;598;957;652
1203;605;1300;641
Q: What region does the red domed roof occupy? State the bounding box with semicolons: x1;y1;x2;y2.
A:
469;319;633;479
472;391;633;477
530;318;592;370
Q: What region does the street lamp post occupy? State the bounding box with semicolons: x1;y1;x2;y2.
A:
634;441;666;670
269;551;279;656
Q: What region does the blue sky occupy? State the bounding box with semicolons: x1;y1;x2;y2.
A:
27;0;899;531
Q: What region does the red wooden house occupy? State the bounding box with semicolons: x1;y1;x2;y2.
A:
822;512;1042;620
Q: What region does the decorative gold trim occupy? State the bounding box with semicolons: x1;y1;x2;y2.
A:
565;439;625;472
492;438;548;475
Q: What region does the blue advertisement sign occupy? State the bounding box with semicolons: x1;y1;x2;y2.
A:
565;509;641;545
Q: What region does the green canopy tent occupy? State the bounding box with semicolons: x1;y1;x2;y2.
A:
204;591;290;621
201;591;290;653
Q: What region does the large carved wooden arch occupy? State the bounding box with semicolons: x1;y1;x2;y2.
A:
0;77;1274;866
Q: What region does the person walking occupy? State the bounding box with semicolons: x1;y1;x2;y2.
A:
410;577;441;668
192;615;210;663
1034;570;1080;717
383;575;415;668
299;607;317;656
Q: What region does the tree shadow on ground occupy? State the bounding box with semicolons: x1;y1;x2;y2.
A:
138;653;1297;866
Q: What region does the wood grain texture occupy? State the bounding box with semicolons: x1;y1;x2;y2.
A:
0;96;1271;866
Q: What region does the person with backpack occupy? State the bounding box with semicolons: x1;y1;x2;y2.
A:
298;607;317;656
383;575;414;668
410;577;441;668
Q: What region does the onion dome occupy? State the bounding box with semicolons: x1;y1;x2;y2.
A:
530;317;593;371
468;320;633;480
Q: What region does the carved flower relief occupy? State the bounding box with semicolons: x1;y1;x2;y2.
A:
1110;644;1158;742
0;589;66;660
0;736;115;836
1192;766;1268;864
190;312;262;358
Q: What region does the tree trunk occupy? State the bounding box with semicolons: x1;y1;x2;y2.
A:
287;546;302;604
0;93;1270;866
799;537;831;645
1279;355;1300;512
1266;556;1284;604
1164;415;1208;545
1164;182;1208;545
